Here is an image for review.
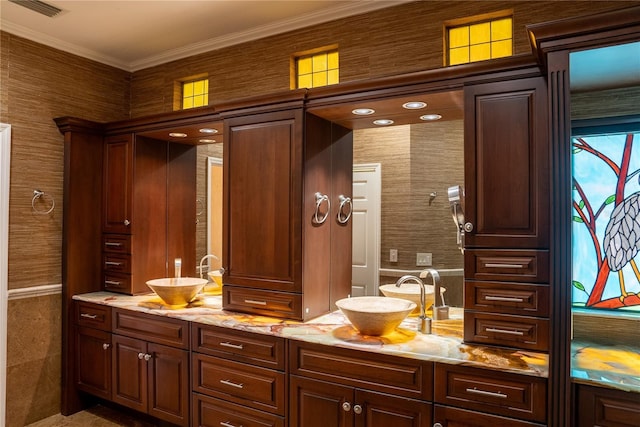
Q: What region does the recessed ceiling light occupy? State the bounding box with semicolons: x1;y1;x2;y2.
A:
403;101;427;109
373;119;394;126
199;128;218;134
199;139;217;143
352;108;375;115
420;114;442;121
169;132;188;138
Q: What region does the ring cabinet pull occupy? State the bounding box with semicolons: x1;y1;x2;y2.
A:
220;379;244;389
342;402;351;412
220;342;244;350
486;327;525;336
102;343;110;350
465;387;508;398
80;313;97;319
353;404;362;415
337;195;353;224
312;192;330;225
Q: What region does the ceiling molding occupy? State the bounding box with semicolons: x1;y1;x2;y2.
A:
2;0;414;73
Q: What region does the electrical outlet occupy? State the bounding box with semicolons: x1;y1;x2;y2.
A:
416;252;432;266
390;249;398;262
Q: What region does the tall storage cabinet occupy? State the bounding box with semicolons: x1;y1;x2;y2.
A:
463;76;551;351
222;104;353;321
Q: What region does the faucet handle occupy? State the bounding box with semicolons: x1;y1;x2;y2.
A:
433;305;450;321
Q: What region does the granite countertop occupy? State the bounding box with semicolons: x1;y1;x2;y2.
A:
571;340;640;393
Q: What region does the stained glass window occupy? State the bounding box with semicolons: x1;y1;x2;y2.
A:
447;17;512;66
295;50;339;89
572;121;640;313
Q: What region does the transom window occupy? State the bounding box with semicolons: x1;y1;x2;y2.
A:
182;78;209;109
295;49;339;89
446;16;513;66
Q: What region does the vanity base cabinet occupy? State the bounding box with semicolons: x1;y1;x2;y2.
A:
573;383;640;427
74;302;112;401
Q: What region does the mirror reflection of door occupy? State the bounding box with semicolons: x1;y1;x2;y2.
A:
207;156;223;271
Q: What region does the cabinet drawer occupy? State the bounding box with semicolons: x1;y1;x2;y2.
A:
103;272;131;293
223;286;303;320
192;353;285;416
75;301;111;330
574;383;640;427
103;234;131;254
290;340;432;401
435;364;547;423
112;308;188;349
465;281;549;317
192;323;285;370
103;254;131;274
465;250;549;283
434;405;545;426
192;393;285;427
464;311;549;351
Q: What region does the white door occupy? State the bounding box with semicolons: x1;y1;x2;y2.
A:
351;163;381;296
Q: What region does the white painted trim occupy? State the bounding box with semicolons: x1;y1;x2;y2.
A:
0;123;11;427
353;163;381;296
7;284;62;301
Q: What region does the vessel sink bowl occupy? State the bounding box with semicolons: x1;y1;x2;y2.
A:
335;296;416;336
146;277;208;307
378;283;445;314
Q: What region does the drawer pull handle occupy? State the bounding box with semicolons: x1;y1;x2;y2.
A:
244;299;267;306
484;263;525;269
220;379;244;389
485;296;525;303
104;280;121;286
486;327;525;336
80;313;98;319
102;343;110;350
105;261;123;266
220;342;244;350
220;422;241;427
104;242;122;247
466;387;508;399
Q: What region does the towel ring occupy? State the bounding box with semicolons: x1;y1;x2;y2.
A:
32;190;55;215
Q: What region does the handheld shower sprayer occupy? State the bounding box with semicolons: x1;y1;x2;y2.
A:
447;185;465;253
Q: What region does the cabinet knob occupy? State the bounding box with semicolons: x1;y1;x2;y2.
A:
464;222;473;232
102;343;110;350
137;352;145;360
123;219;131;226
342;402;351;412
353;404;362;415
434;423;443;427
143;353;152;361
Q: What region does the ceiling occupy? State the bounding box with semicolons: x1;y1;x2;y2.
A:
0;0;412;72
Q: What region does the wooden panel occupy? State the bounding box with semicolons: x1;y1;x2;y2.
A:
103;134;133;234
222;285;303;320
192;353;286;416
574;383;640;427
192;393;285;427
290;340;432;401
192;323;286;370
112;309;189;349
357;388;432;427
103;234;131;254
434;405;545;426
465;249;549;283
103;272;132;294
147;343;189;427
289;375;352;427
464;311;549;351
112;335;148;413
435;364;547;423
464;281;549;317
464;77;549;249
75;326;111;400
74;301;111;331
103;253;131;274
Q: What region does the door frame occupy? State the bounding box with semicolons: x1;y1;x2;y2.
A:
0;123;11;421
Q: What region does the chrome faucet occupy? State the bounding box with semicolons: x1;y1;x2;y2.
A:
420;268;449;320
395;275;431;334
199;254;220;280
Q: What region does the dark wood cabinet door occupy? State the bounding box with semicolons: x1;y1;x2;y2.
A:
147;343;189;427
75;326;111;400
103;134;133;234
112;334;147;413
224;110;303;292
290;375;353;427
356;389;432;427
464;77;549;249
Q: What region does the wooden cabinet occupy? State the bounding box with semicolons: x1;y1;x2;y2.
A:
434;363;547;424
111;309;190;427
222;106;352;320
573;383;640;427
74;301;112;400
289;340;433;427
102;134;196;295
191;323;287;427
433;405;545;426
463;76;551;351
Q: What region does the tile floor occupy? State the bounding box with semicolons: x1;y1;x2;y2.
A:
24;405;157;427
